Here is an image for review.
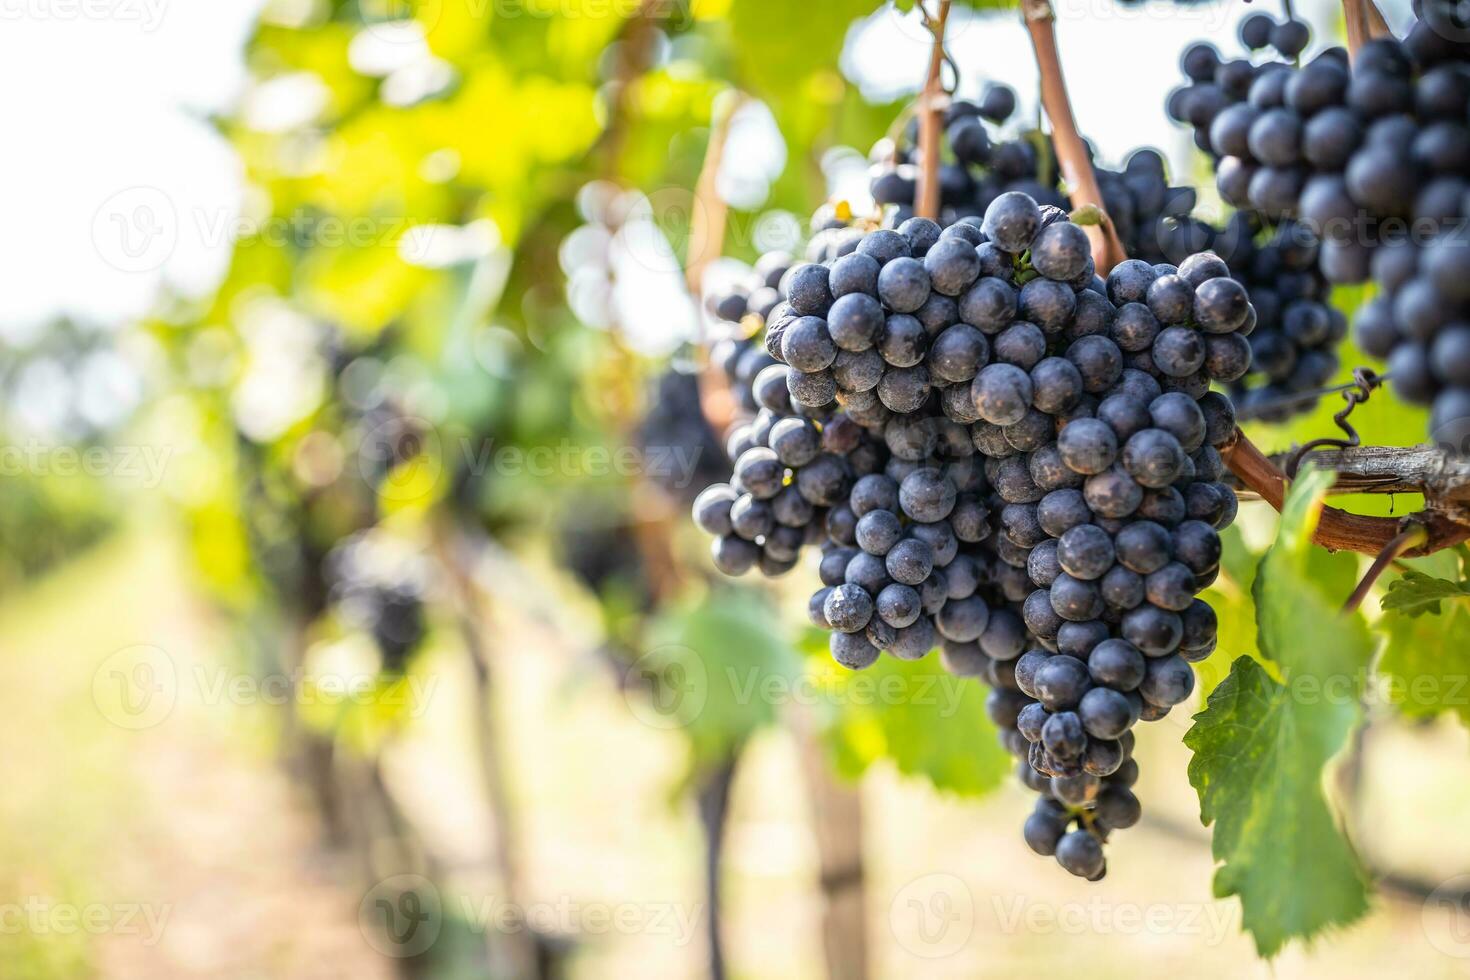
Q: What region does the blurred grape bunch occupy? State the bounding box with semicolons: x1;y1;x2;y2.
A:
870;81;1068;223
323;528;432;674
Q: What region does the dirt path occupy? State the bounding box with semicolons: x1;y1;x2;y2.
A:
0;529;394;979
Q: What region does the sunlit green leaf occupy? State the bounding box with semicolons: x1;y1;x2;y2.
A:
1185;467;1373;957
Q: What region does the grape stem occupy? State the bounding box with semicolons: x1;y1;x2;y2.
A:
1021;0;1126;274
1341;0;1391;59
915;0;952;220
1237;441;1470;499
433;522;543;980
1344;525;1429;612
1220;427;1470;557
688;90;748;434
686;90;747;299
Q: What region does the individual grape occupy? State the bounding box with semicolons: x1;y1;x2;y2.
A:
1035;654;1092;711
1122;428;1186;488
1056;418;1118;475
1121;604;1184;656
982;191;1042;253
830;630;881;669
711;534;761;575
959;278;1019;333
1031;221;1092;282
925;236;983;296
776;270;823;321
692;484;738;535
1087;638;1146;690
929;325;990;383
824;583;875;633
1057;524;1115;580
1055;830;1105;878
993;322;1048;370
1140;653;1196;706
878;314;928;368
973;363;1035;425
886;538;936;585
1078;687;1138;740
1023;809;1067;857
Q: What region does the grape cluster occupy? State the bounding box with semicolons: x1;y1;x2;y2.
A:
1170;14;1470;432
636;367;732;499
1328;25;1470;435
708;250;796;415
1167;20;1327;165
1218;217;1345;419
324;533;429;673
870;84;1068;225
1093;149;1213;266
691;191;1248;878
870;95;1205;271
1163;33;1349;418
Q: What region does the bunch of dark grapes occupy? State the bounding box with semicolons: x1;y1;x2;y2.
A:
635;367;731;499
708;250;795;414
1170;13;1470;433
1164;29;1352;417
1093;149;1214;266
1167;18;1322;163
1329;24;1470;435
690;191;1247;878
1212;216;1345;419
870;84;1068;225
868;87;1205;265
324;533;428;673
994;244;1244;880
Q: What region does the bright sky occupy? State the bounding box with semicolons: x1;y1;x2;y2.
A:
0;0;1412;337
0;0;262;339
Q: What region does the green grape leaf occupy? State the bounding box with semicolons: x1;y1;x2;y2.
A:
1184;466;1373;958
808;631;1010;796
1375;550;1470;726
1380;570;1470;617
1377;600;1470;724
